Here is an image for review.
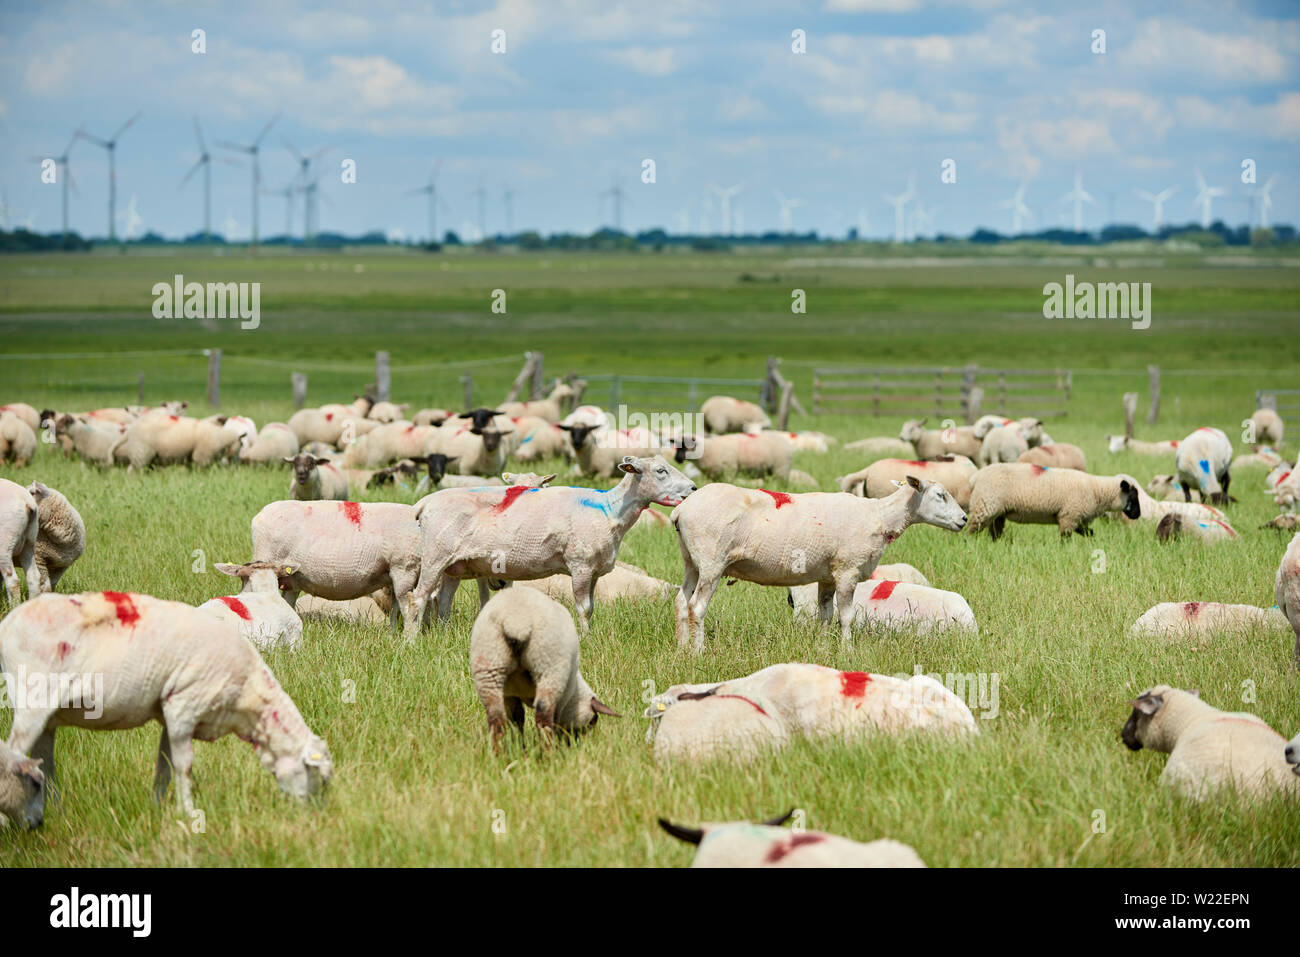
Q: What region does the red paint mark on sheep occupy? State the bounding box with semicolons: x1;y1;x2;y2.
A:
102;591;140;626
840;671;871;697
215;596;252;621
902;460;928;467
1030;464;1046;474
713;694;771;717
764;833;826;863
168;415;179;422
324;413;334;422
1170;440;1178;448
1278;471;1292;485
760;490;793;508
869;580;900;601
56;641;71;661
341;502;363;527
493;486;530;513
1182;602;1203;618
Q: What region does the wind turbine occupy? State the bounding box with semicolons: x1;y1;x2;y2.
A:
710;184;742;235
600;179;627;231
283;139;332;241
76;111;141;242
405;161;447;243
1191;168;1225;229
773;189;804;232
28;133;79;241
1058;169;1095;232
180;116;238;243
882;174;915;243
263;182;296;239
218;113;280;247
1134;184;1177;232
997;181;1033;234
1254;176;1277;229
117;194;143;241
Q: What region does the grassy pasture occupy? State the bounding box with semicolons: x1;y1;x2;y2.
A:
0;245;1298;866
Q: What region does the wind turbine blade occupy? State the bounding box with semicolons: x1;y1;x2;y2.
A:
193;116;206;154
281;137;304;161
111;111;142;142
63;133;79;156
179;159;204;188
76;128;109;148
253;113;281;147
216;140;253;153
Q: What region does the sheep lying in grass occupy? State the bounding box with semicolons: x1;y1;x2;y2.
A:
1175;427;1233;504
700;395;769;434
967;464;1140;540
869;563;930;586
1121;481;1223;527
1147;473;1198;502
789;579;977;635
0;412;36;466
1277;531;1300;665
285;453;349;501
1249;408;1284;448
0;738;44;829
513;561;675;604
1121;685;1299;801
1106;434;1179;456
0;591;332;816
200;561;304;651
1155;512;1239;543
0;479;38;606
657;811;926;868
1232;447;1285;470
844;436;916;458
899;419;982;460
499;381;576;422
670;432;793;481
26;483;84;595
673;477;967;649
837;456;977;508
1272;466;1299;512
1129;602;1289;642
647;662;977;764
1019;443;1086;471
744;426;835;454
296;590;392;626
239;422;299;463
469;587;619;752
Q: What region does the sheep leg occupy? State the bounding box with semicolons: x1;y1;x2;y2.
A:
988;515;1006;542
475;673;510;754
388;568;418;636
816;581;836;624
533;690;559;749
834;573;860;645
404;562;446;642
570;569;595;635
19;544;40;598
476;578;491;612
0;556;19;605
674;555;700;650
687;572;723;654
8;714;57;806
1180;481;1193;502
435;576;460;621
152;726;173;805
162;716;197;815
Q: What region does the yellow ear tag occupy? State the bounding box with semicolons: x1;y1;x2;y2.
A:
310;753;322;761
656;702;666;712
283;567;294;574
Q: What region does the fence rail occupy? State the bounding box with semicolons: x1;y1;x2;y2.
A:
1257;388;1300;414
812;364;1071;419
576;373;766;411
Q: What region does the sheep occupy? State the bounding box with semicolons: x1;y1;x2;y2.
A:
1018;443;1086;471
1175;426;1233;504
469;586;620;751
1288;733;1300;777
899;419;983;460
366;401;410;423
561;404;614;430
52;414;127;466
0;412;37;466
286;407;378;446
340;420;441;469
26;483;84;595
1155;512;1239;544
296;592;392;626
647;662;977;764
199;561;303;651
843;436;917;458
499;381;577;422
239;422;299;463
870;562;930;586
0;479;39;606
367;459;422;489
251;499;423;633
673;476;967;650
0;738;44;829
559;422;664;478
500;471;558;488
967;464;1140;540
509;415;570;462
837;456;977;508
0;402;41;433
433;410;514;476
302;440;339;458
744;426;835;454
1232;447;1284;470
1147;473;1198;502
1121;685;1300;802
412;407;454;427
1106;434;1179;456
284;453;350;501
700;395;770;434
788;579;977;635
1273;467;1299;513
977;424;1029;467
1;591;332;816
407;454;695;639
657;812;926;868
514;561;676;604
1123;481;1225;527
1277;531;1300;665
971;415;1016;439
668;432;793;481
1129;602;1290;642
199;414;257;459
115;413;242;469
1262;514;1300;532
1249;408;1284;447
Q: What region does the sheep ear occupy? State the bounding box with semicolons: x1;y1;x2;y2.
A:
16;758;43;783
314;457;331;466
657;819;704;845
282;456;295;463
214;563;245;578
618;457;641;474
905;474;923;490
591;696;622;717
538;474;556;487
1132;693;1163;715
761;808;796;827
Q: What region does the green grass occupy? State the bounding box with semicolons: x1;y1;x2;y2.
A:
0;245;1298;866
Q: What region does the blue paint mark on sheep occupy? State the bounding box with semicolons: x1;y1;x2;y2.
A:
1198;458;1210;474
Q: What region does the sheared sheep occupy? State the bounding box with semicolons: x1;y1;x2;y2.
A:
200;561;304;651
0;402;41;433
469;586;619;751
239;422;299;463
669;432;793;481
976;424;1029;467
967;463;1140;540
788;579;977;635
412;407;454;427
837;456;977;508
433;411;514;476
0;479;39;606
0;412;36;467
900;419;984;460
499;381;576;423
1175;427;1233;505
296;591;392;626
1106;434;1179;456
0;737;44;829
286;407;378;446
843;436;917;458
657;812;926;868
508;415;570;462
1147;473;1199;502
366;401;410;423
1277;531;1300;665
559;423;664;478
513;561;676;604
1121;685;1299;801
285;453;349;501
1232;447;1285;470
1155;512;1239;543
1249;408;1284;447
1018;443;1086;471
672;476;967;649
52;414;126;466
26;483;84;595
1129;602;1289;642
0;591;332;816
700;395;769;434
115;413;242;469
1120;481;1223;527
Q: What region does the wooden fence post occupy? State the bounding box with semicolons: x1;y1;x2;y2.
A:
1122;392;1138;438
137;372;145;404
503;352;539;404
206;349;221;408
966;386;984;424
375;351;391;402
461;374;473;409
775;380;794;431
292;373;308;410
1146;366;1161;425
569;377;587;411
531;353;545;400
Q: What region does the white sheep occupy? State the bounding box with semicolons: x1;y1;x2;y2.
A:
899;419;983;460
508;415;570;462
366;400;410;423
1232;447;1284;470
499;381;576;422
1276;531;1300;665
976;424;1029;467
1106;434;1179;456
285;453;349;501
967;463;1141;539
837;455;977;508
433;414;514;476
412;407;454;427
869;562;930;586
514;561;676;604
26;482;84;595
200;561;304;651
115;413;242;468
239;422;299;463
0;402;41;433
52;414;126;466
340;421;441;468
199;413;256;459
286;407;379;446
672;476;967;649
1121;685;1299;801
700;395;770;434
1122;481;1224;527
1154;512;1239;544
1272;466;1299;513
1129;602;1290;643
0;591;332;815
1174;426;1234;504
670;432;793;481
557;422;664;478
971;414;1016;439
1249;408;1284;447
1018;443;1086;471
657;812;926;868
0;737;44;829
1147;473;1198;502
0;479;39;606
789;579;977;635
843;436;917;458
296;591;392;626
469;586;619;751
0;412;36;467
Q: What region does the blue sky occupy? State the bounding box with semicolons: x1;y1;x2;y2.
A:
0;0;1296;241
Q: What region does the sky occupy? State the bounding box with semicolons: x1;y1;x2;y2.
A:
0;0;1296;242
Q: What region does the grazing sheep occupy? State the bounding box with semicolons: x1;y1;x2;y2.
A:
1249;408;1284;447
499;382;577;423
1277;531;1300;665
559;422;664;478
296;591;392;626
514;561;676;604
669;432;793;481
340;420;441;469
251;500;423;633
1232;447;1285;470
843;436;917;458
1175;427;1233;505
967;464;1140;540
0;402;41;433
52;414;127;466
1155;512;1239;543
434;411;514;476
469;587;619;751
673;476;967;649
366;401;409;423
199;414;256;459
25;483;84;595
1106;434;1179;456
899;419;984;460
115;413;242;469
789;579;977;635
0;738;44;829
837;456;977;509
1129;602;1289;643
657;812;926;868
700;395;770;434
509;415;570;462
971;415;1015;439
0;479;39;606
239;422;299;463
1262;514;1300;532
1147;473;1200;502
286;407;378;446
0;412;37;466
412;407;454;427
200;561;304;651
976;424;1029;467
0;591;333;816
285;453;349;501
1018;443;1086;471
1121;685;1299;802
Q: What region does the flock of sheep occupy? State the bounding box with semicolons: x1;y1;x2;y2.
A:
0;391;1298;866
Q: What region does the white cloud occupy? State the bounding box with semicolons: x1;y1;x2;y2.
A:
1127;18;1297;85
601;45;679;76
